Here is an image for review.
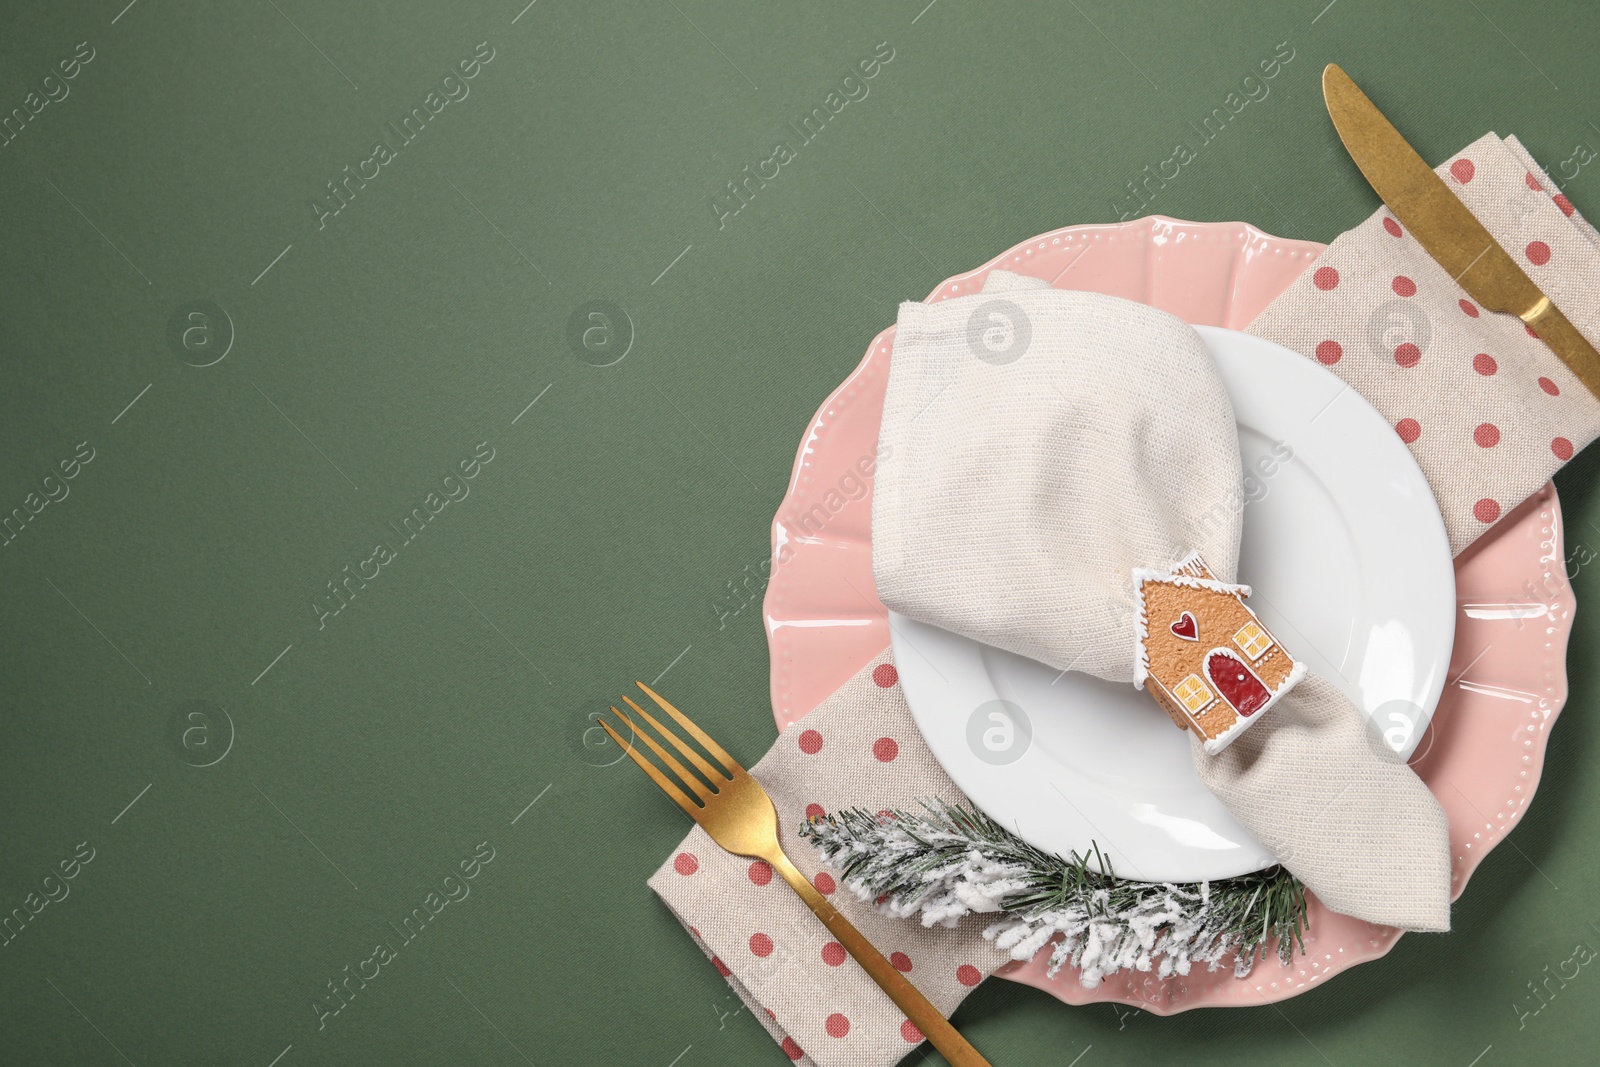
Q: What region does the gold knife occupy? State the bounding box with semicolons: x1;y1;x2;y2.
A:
1322;63;1600;400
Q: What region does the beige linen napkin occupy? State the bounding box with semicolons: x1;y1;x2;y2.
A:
874;280;1242;681
651;135;1599;1067
873;274;1452;932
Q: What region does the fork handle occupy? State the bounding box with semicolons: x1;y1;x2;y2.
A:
766;851;993;1067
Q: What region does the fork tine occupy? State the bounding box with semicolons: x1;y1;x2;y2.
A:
611;703;715;802
599;716;701;817
634;681;741;775
622;695;728;785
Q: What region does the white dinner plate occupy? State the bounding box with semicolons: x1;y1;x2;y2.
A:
890;326;1456;882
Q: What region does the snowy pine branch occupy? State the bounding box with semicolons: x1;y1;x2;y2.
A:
799;800;1307;989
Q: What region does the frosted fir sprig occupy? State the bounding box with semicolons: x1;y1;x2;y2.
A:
799;800;1307;989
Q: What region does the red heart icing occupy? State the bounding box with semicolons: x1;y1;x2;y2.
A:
1170;612;1198;641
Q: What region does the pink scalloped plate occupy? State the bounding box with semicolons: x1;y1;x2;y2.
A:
761;216;1574;1012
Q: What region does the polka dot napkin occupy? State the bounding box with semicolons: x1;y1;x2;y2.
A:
651;135;1598;1066
1248;132;1600;554
647;652;997;1066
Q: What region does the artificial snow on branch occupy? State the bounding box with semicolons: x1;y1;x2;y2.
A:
800;799;1307;989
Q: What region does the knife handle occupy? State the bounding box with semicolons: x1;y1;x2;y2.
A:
1524;297;1600;401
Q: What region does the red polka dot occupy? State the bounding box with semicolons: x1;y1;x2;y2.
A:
825;1013;851;1038
674;853;699;875
1395;343;1421;367
712;956;731;976
872;663;899;688
1527;240;1551;266
781;1037;804;1060
748;860;773;886
1396;418;1421;443
956;964;983;987
804;803;825;820
1526;322;1540;339
876;810;896;821
1540;377;1560;396
1459;299;1479;318
798;729;823;754
766;1008;776;1019
872;737;899;762
1554;194;1576;217
1474;498;1502;524
814;872;836;895
821;941;846;966
1312;266;1340;290
1473;353;1498;376
1391;275;1417;297
890;951;913;973
875;894;889;905
1526;170;1543;191
1474;423;1501;448
750;933;774;957
1315;340;1342;365
1383;216;1403;237
1450;158;1475;184
901;1020;924;1043
1553;437;1575;460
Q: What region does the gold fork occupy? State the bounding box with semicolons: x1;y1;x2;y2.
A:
602;682;992;1067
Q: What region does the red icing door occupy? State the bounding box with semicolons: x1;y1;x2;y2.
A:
1205;650;1270;716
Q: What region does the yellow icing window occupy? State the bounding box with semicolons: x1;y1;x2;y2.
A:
1233;621;1272;660
1174;674;1213;713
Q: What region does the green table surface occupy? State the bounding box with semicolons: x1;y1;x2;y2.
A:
4;1;1599;1064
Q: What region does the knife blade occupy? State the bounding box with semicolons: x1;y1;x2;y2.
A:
1322;62;1600;399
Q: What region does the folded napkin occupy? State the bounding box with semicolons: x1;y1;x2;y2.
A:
875;273;1453;931
876;277;1243;681
647;652;998;1067
651;135;1600;1067
1249;133;1600;554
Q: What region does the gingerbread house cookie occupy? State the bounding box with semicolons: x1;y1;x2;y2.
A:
1132;551;1305;754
